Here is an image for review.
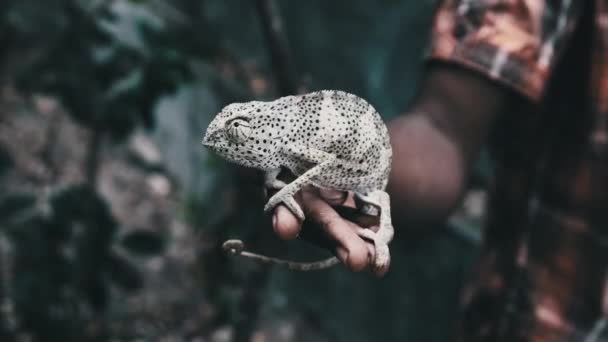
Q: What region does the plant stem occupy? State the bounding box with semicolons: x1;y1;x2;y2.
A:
254;0;302;95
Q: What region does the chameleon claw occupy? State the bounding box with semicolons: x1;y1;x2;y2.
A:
371;244;391;277
264;196;305;221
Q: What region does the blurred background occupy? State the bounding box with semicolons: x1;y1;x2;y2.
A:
0;0;488;341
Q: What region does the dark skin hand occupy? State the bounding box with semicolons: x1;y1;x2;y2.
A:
271;63;517;275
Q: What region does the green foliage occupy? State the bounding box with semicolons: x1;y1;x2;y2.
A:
0;193;36;224
9;0;193;140
105;252;144;292
0;147;13;178
121;230;165;256
0;0;195;338
2;185;159;340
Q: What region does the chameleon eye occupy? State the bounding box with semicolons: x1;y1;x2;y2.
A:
226;118;251;143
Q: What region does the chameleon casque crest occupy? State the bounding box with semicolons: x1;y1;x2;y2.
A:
203;90;394;276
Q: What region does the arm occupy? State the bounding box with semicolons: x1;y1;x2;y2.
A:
386;62;514;229
387;0;584;228
273;0;581;273
273;62;518;272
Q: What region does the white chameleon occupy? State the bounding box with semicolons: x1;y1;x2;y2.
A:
202;90;393;276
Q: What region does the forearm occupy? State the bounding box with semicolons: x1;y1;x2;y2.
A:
388;63;516;227
387;113;465;228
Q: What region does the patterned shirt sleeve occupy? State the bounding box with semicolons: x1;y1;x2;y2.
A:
427;0;583;101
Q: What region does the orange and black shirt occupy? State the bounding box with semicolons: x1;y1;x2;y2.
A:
428;1;608;341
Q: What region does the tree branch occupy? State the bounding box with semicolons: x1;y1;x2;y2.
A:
232;3;304;341
254;0;302;95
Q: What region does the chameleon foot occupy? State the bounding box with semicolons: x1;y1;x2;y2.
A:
264;194;305;221
279;196;305;221
356;228;391;276
371;243;391;276
354;192;380;216
264;169;305;220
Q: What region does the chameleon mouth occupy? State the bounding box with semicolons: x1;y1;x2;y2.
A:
201;133;215;147
207;143;263;164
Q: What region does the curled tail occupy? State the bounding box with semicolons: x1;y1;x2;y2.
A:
222;239;340;271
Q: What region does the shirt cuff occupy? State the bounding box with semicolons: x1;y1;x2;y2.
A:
428;30;552;101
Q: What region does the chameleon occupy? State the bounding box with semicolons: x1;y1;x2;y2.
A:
202;90;393;276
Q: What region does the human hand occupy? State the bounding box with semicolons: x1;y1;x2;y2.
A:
269;171;380;274
270;63;512;275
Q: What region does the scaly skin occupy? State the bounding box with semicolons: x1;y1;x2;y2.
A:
222;240;341;271
204;90;393;275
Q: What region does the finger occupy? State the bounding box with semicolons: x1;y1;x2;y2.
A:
333;206;380;230
272;205;302;240
316;188;379;229
301;190;370;272
297;187;377;246
318;188;348;206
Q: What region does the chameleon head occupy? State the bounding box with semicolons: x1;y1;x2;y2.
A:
202;101;282;169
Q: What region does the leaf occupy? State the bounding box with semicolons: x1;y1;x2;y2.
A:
0;193;36;224
50;184;116;230
104;68;143;100
121;230;165;256
0;146;13;176
106;253;143;292
82;274;108;311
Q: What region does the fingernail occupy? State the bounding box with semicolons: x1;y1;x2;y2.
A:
336;246;348;263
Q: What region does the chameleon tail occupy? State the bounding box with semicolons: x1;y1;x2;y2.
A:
222;239;340;271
